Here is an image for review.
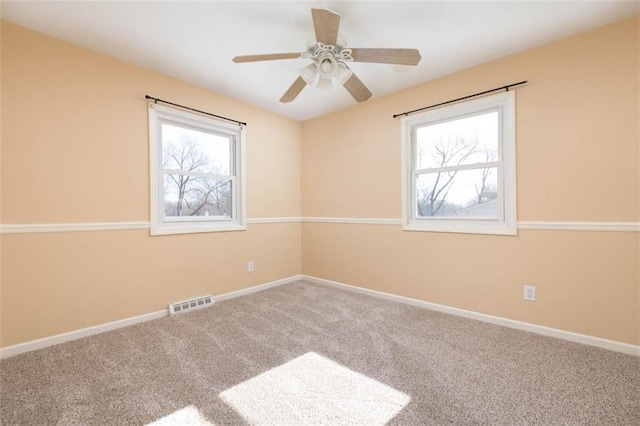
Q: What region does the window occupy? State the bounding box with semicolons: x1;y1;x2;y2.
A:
401;91;516;235
149;104;245;235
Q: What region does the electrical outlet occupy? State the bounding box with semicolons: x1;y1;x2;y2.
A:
247;261;254;273
524;285;536;301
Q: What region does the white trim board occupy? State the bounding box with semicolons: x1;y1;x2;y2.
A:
301;217;403;225
216;275;302;302
517;221;639;232
302;219;639;232
0;275;302;359
247;217;302;224
302;275;640;357
2;274;637;358
0;310;168;360
0;218;301;234
1;219;638;233
0;222;151;234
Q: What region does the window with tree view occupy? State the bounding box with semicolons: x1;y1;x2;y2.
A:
402;91;516;235
149;104;245;235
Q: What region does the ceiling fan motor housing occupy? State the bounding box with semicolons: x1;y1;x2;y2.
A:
307;43;353;87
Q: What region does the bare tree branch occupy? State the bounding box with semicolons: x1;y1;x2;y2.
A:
162;132;230;217
417;134;492;217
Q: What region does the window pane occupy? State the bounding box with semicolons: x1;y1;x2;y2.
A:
416;167;498;218
416;111;498;170
164;174;232;218
162;123;231;175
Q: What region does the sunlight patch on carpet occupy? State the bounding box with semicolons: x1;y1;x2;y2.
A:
146;405;213;426
219;352;410;425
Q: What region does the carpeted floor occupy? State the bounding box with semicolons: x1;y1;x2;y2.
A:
1;280;638;425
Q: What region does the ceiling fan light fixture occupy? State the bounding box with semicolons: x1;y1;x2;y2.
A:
318;56;337;79
234;8;420;103
302;56;351;90
335;61;353;85
300;62;319;85
316;76;334;91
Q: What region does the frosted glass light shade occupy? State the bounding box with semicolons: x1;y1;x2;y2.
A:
335;62;353;85
301;55;352;91
300;63;319;85
318;57;337;79
317;76;334;91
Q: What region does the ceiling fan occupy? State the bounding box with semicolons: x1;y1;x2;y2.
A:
232;8;422;104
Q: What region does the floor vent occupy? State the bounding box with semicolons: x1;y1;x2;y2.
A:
169;295;214;315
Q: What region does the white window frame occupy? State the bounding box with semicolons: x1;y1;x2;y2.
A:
148;103;246;236
401;91;516;235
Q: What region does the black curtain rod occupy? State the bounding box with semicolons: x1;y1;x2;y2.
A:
392;80;528;119
145;95;247;127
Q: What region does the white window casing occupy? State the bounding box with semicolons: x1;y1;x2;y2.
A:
149;103;246;235
401;91;517;235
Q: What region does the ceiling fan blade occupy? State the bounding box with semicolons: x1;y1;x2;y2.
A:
312;8;340;46
350;48;422;66
280;76;307;103
232;53;303;63
343;72;372;103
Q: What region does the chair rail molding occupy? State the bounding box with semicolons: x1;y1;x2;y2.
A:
1;219;638;233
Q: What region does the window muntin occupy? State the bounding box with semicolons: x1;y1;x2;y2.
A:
149;104;245;235
402;91;516;235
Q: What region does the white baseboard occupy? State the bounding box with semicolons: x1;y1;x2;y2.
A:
0;310;169;359
216;275;302;302
302;275;640;357
0;275;302;359
4;274;636;358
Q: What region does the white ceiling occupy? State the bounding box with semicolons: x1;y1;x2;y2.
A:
2;1;638;121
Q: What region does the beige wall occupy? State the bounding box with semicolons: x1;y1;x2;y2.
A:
302;17;639;344
2;226;300;345
1;17;638;349
0;18;4;345
0;22;302;346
